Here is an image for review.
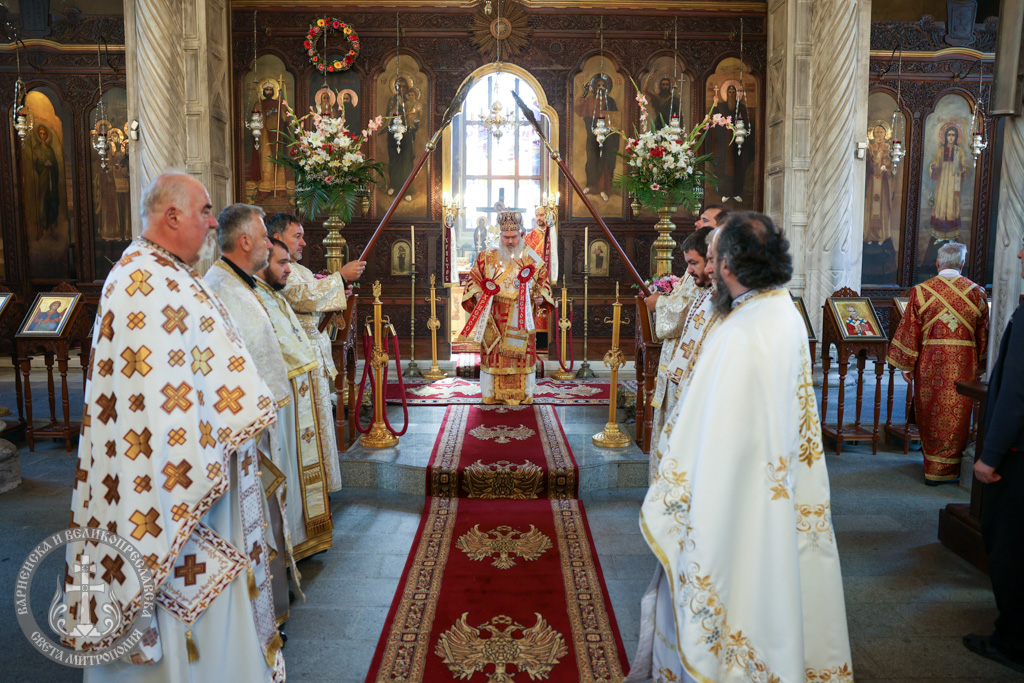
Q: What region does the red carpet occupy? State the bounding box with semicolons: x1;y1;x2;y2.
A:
365;405;629;682
428;405;578;498
386;377;636;406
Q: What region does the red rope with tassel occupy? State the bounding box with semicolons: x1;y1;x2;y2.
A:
353;326;409;436
555;299;575;373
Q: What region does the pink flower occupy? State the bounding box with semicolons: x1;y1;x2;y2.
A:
650;183;661;191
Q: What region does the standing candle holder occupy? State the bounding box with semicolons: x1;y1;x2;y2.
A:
403;264;423;377
362;282;400;448
576;261;596;379
592;283;630;447
551;283;575;380
422;273;448;380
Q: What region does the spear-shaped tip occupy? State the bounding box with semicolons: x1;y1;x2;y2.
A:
509;89;559;160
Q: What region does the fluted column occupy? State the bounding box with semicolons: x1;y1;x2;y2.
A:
764;0;813;297
988;115;1024;370
124;0;233;274
803;0;871;335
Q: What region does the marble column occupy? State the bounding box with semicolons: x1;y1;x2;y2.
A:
764;0;813;297
802;0;872;336
124;0;233;273
988;115;1024;370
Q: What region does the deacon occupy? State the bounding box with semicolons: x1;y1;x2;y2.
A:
67;172;284;681
648;227;720;479
256;240;337;561
266;212;365;496
644;206;730;444
628;213;851;682
887;242;988;485
204;203;313;625
457;210;554;405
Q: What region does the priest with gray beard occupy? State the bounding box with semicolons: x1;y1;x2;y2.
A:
456;211;554;405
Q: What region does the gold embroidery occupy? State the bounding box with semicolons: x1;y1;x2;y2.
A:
797;349;824;468
434;613;568;682
805;663;853;682
767;457;792;500
468;423;537;444
462;460;545;499
680;563;779;682
652;463;695;551
456;524;553;569
795;502;835;549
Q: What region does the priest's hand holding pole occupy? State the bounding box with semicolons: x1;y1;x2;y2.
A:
340;260;367;282
644;292;661;311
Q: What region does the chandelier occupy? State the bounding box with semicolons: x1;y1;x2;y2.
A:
8;23;33;146
389;13;408;152
968;60;988;168
659;18;685;140
732;18;748;154
90;43;111;171
591;17;610;155
243;10;264;149
478;0;517;140
887;46;906;173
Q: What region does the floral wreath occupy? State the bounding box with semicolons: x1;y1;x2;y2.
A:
304;17;360;73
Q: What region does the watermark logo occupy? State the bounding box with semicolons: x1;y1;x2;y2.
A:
15;527;156;668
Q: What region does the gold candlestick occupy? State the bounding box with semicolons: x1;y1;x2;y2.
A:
422;273;448;380
652;206;678;278
592;282;631;448
403;264;423;377
550;284;575;380
361;282;400;448
323;213;347;275
576;255;596;378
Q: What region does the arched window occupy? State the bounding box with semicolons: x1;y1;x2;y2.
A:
449;71;549;275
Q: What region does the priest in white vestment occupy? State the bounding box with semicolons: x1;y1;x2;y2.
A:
257;239;337;561
267;212;366;493
68;173;285;682
204;203;312;622
644;207;730;448
629;212;851;683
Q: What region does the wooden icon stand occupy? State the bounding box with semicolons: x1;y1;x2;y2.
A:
16;286;91;452
0;287;27;438
819;288;888;455
884;294;920;452
633;294;661;454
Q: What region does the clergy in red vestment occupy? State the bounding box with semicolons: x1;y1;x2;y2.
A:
887;242;989;485
457;211;554;405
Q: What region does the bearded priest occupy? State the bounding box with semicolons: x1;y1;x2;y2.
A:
457;211;554;405
628;212;851;682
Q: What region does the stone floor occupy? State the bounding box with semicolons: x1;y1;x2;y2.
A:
0;368;1021;682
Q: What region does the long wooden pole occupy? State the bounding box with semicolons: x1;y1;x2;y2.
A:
509;90;650;296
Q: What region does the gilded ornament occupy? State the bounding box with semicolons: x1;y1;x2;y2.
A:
456;524;552;569
434;612;567;682
468;423;536;444
462;459;544;499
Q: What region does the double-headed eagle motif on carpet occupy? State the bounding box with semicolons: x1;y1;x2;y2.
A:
456;524;553;569
435;613;567;682
468;423;536;444
462;460;545;499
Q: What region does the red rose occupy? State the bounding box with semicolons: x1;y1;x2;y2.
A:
327;143;333;153
304;40;311;49
650;146;665;158
311;26;319;34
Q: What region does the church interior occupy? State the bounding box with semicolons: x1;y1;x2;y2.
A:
2;0;1024;680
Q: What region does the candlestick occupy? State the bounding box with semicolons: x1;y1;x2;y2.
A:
423;273;448;380
592;282;630;448
403;263;423;377
576;239;596;379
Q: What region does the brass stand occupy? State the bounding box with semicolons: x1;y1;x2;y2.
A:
593;283;631;448
403;266;423;377
576;264;596;378
323;213;347;274
551;283;575;380
361;282;399;448
422;274;448;380
652;206;678;278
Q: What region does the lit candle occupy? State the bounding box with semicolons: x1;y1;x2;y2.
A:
411;225;415;265
584;225;589;257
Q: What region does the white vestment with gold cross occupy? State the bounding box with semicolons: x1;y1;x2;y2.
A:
68;240;284;682
280;262;345;492
628;289;852;683
650;277;698;443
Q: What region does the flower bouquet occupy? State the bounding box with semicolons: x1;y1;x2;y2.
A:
614;87;735;214
635;273;684;294
272;105;385;221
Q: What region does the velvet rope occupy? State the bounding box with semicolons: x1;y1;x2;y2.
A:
380;332;409;436
555;301;575;373
354;333;375;434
